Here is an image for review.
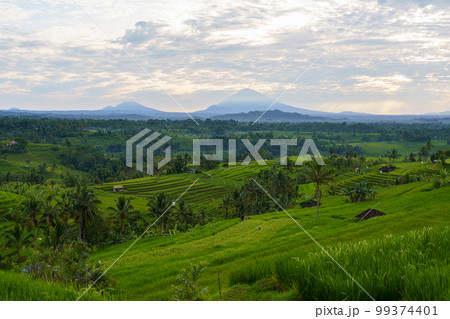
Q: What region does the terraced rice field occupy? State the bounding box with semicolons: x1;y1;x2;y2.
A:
97;175;230;206
335;163;438;191
0;191;23;213
210;162;267;181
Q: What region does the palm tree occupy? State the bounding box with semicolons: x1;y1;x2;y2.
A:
147;193;172;235
174;200;191;226
425;140;434;153
283;158;295;172
386;148;401;159
418;146;429;161
20;193;43;249
439;168;449;186
56;191;73;227
41;223;67;251
71;184;100;241
183;153;192;166
197;208;209;226
41;194;58;227
5;224;32;261
108;196;138;239
231;187;246;219
302;161;335;219
219;196;232;220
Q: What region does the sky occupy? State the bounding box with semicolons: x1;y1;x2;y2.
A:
0;0;449;114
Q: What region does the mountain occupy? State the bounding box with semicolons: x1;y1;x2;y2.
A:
425;111;450;116
1;89;449;123
94;101;166;116
212;110;334;122
194;88;327;116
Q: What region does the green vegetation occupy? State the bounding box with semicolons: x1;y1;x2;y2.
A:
0;270;114;301
0;117;449;301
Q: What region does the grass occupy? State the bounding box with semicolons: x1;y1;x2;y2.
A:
350;140;447;157
274;226;449;300
0;270;116;301
1;144;448;300
89;182;449;300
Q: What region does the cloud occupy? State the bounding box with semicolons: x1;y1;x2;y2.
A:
0;0;448;113
352;74;413;94
121;21;164;46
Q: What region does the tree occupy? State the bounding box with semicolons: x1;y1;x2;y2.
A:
108;196;138;239
20;193;43;249
341;181;378;202
419;141;434;161
386;148;401;159
41;194;58;227
5;224;32;261
219;196;232;220
56;191;73;227
425;140;434;153
302;161;335;219
231;187;246;218
172;262;208;301
439;168;449;186
174;200;191;226
418;146;429;161
183;153;192;166
147;193;172;235
283;158;295;172
71;184;100;241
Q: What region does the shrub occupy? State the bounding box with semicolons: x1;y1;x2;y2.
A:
172;261;209;301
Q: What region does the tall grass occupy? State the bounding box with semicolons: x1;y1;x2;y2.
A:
0;270;117;301
274;226;449;300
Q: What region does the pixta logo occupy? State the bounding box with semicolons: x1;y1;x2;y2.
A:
126;129;172;176
126;129;325;175
193;139;324;166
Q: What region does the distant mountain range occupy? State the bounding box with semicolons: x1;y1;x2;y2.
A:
194;88;327;117
1;88;449;123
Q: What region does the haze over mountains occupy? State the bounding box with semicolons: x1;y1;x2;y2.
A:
1;89;449;123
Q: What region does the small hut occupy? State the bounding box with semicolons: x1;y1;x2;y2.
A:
113;185;124;192
379;166;395;173
6;140;18;147
355;209;386;220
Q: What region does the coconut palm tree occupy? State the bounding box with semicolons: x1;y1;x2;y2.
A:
425;140;434;153
219;196;232;220
147;193;172;235
183;153;192;166
41;223;67;251
386;148;401;159
71;184;100;242
174;200;191;226
418;146;429;161
20;193;43;249
302;161;335;219
231;187;246;218
56;192;75;226
5;224;32;261
108;196;138;239
41;194;58;227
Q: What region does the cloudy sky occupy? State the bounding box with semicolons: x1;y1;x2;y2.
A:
0;0;449;114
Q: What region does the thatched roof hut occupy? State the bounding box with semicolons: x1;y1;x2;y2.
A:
355;209;386;220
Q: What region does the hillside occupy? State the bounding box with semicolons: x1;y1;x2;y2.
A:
92;182;449;300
